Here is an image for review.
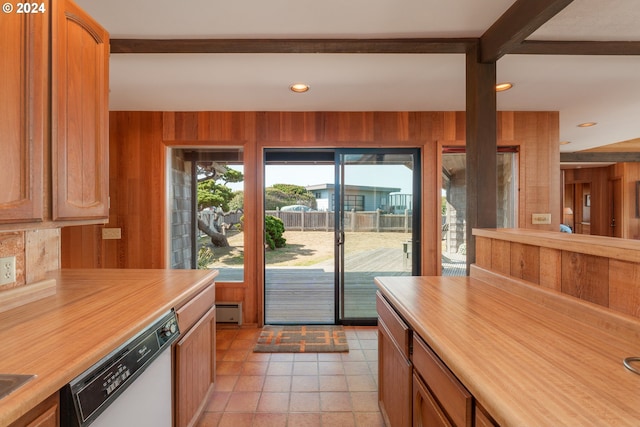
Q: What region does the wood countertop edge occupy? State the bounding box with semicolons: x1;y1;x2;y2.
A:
473;228;640;263
0;268;218;427
374;274;640;427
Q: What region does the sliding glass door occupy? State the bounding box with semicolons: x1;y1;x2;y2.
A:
263;148;420;325
336;149;420;324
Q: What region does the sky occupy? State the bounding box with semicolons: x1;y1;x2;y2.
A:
226;164;413;194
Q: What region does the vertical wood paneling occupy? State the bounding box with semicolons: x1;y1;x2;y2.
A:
62;110;560;325
510;242;540;284
539;247;561;291
513;112;560;232
475;237;492;269
374;112;409;141
491;240;511;275
561;252;609;306
609;259;640;318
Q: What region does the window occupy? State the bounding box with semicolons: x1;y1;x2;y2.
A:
344;195;365;211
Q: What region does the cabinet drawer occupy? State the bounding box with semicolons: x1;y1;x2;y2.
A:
412;335;472;427
177;282;215;332
376;291;410;357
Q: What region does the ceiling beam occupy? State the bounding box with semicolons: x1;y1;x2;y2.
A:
480;0;574;62
110;38;474;54
513;40;640;55
561;152;640;162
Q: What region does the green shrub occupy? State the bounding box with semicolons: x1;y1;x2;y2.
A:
197;246;215;269
265;215;286;250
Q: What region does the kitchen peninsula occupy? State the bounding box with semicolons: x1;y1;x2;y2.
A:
376;270;640;426
0;268;217;427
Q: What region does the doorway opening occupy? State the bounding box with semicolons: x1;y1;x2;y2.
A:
441;147;518;275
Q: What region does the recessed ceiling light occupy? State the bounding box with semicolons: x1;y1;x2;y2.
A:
495;82;513;92
560;141;571;145
577;122;597;127
290;83;310;93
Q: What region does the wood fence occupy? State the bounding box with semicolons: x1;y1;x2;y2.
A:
266;209;412;232
198;208;413;233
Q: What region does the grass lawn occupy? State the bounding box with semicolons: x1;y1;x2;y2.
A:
203;230;412;268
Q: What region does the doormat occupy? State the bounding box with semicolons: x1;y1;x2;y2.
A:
254;325;349;353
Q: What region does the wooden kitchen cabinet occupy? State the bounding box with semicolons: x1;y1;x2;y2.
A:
9;392;59;427
412;335;472;427
377;292;412;427
0;0;109;229
52;0;109;221
175;283;216;427
413;373;452;427
0;1;47;224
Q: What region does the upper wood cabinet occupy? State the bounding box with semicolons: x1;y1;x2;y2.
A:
0;0;109;228
52;0;109;221
0;2;48;224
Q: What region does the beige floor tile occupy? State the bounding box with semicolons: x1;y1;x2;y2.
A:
213;375;238;392
268;362;293;376
253;412;288;427
222;349;250;362
257;392;291;413
196;411;223;427
346;375;377;392
263;375;292;392
293;361;319;375
234;375;265;391
318;361;345;375
354;411;386;427
218;412;254;427
206;327;384;427
225;391;261;412
289;392;321;412
291;375;320;392
217;361;243;376
206;391;230;412
286;412;321;427
320;391;353;412
350;392;379;412
319;375;348;392
241;361;269;376
321;412;356;427
343;361;371;375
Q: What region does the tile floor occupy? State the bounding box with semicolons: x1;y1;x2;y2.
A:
196;326;386;427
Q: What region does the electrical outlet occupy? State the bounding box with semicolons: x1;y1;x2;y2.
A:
102;228;122;240
532;213;552;225
0;256;16;285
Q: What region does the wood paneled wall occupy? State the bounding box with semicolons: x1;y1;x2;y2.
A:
62;110;559;326
475;230;640;319
563;163;640;239
610;162;640;239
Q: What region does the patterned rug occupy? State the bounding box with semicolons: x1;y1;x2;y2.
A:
254;325;349;353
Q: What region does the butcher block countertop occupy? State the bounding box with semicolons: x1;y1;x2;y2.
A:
375;273;640;426
0;268;218;427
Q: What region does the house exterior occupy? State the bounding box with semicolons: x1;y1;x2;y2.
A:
306;183;405;212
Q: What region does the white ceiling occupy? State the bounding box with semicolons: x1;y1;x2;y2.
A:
76;0;640;152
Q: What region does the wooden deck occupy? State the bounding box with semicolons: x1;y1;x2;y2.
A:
215;247;467;324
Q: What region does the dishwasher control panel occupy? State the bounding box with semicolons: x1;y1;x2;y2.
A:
61;310;180;427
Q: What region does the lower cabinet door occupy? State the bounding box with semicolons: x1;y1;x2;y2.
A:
175;305;216;427
10;392;59;427
378;319;412;427
413;373;453;427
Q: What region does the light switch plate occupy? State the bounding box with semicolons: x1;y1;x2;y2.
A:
102;228;122;239
0;256;16;285
532;213;552;225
